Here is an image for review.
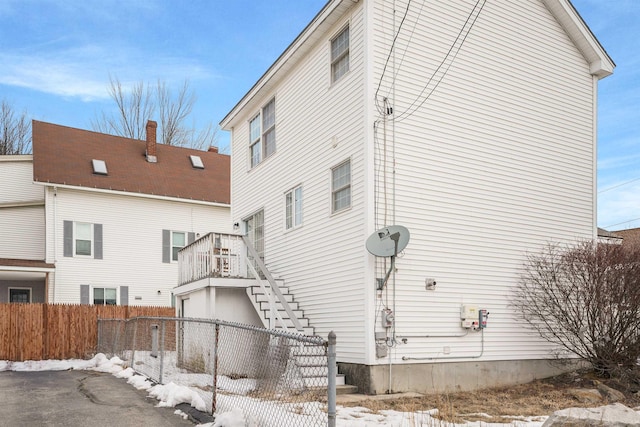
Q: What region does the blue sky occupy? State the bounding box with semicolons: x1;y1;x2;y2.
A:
1;0;638;231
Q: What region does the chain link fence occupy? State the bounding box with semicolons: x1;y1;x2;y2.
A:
97;317;336;427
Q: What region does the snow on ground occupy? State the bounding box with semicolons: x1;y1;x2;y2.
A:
0;354;548;427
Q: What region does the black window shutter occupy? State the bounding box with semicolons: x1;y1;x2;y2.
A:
188;232;195;244
162;229;171;263
94;224;103;259
63;221;73;257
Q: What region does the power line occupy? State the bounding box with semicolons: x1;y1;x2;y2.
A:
598;177;640;193
604;217;640;229
374;0;413;116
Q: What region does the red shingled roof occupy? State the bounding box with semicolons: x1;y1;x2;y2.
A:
32;120;230;204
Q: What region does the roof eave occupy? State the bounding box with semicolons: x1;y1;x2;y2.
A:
34;181;231;208
220;0;355;130
543;0;615;79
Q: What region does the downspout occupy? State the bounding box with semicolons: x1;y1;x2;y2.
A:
592;75;598;239
52;186;57;302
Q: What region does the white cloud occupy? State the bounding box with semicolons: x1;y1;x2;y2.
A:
0;44;212;102
598;181;640;229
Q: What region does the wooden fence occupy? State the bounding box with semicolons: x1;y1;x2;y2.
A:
0;303;175;361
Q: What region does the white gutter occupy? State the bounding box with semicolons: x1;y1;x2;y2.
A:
0;155;33;162
33;181;230;208
0;200;44;208
542;0;615;79
0;266;55;273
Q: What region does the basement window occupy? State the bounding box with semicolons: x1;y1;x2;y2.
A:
92;159;108;175
190;155;204;169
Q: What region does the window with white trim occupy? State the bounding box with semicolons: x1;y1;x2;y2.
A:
332;160;351;213
331;25;350;83
285;186;303;230
75;222;93;256
93;287;117;305
64;221;102;259
249;98;276;168
172;231;186;262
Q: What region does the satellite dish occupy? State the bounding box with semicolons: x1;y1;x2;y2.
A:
366;225;410;257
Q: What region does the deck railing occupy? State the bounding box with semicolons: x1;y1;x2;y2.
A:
178;233;246;285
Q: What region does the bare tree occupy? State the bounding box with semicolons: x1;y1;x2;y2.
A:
0;99;31;155
513;240;640;377
92;76;219;150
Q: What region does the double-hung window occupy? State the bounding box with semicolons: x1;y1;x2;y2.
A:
331;25;350;83
285;186;303;230
75;222;93;256
332;160;351;213
64;221;103;259
93;287;117;305
250;98;276;168
162;230;194;263
172;231;186;262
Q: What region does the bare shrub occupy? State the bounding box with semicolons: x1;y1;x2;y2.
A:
513;240;640;377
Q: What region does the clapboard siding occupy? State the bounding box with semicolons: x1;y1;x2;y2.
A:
371;0;595;361
0;157;44;204
0;206;45;260
47;188;230;306
229;3;368;363
0;158;46;260
225;0;604;366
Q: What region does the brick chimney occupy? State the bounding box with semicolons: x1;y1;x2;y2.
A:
146;120;158;163
208;146;218;153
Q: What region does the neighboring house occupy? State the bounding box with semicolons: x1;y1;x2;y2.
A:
0;155;53;303
597;227;623;244
613;227;640;247
2;120;230;306
175;0;614;394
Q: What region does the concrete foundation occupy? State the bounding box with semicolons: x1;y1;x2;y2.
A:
338;359;583;395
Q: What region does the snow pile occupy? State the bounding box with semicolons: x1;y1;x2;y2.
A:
210;408;251;427
0;353;558;426
149;381;207;412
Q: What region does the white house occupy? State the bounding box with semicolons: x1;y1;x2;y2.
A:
176;0;614;394
3;120;231;306
0;155;53;303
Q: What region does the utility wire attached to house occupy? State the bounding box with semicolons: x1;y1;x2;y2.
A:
394;0;486;123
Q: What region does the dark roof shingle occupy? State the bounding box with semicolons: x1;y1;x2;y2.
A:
32;121;229;204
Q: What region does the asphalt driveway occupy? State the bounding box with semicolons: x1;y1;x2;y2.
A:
0;370;197;427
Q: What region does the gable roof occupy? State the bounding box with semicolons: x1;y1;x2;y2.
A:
32;120;230;205
542;0;615;78
220;0;614;130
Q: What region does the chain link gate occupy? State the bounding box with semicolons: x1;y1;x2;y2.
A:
97;317;336;426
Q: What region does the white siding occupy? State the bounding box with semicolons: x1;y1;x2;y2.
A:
0;157;43;204
0;207;45;260
371;0;596;362
230;3;368;363
227;0;603;367
47;188;230;306
0;158;45;260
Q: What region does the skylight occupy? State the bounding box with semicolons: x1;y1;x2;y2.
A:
92;159;108;175
190;155;204;169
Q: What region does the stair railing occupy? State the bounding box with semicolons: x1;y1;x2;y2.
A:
242;235;305;333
